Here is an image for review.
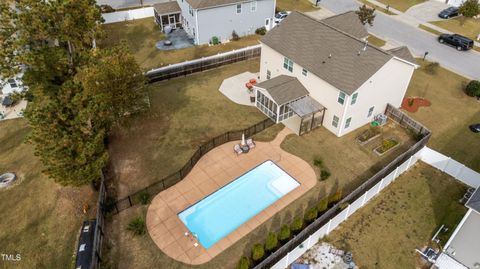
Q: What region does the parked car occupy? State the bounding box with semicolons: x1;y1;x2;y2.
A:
438;34;474;51
438;7;459;19
274;11;290;25
469;124;480;133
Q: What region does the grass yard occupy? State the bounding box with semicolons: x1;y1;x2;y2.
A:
405;60;480;171
0;119;95;269
325;163;467;269
276;0;319;12
367;34;387;47
358;0;395;15
108;60;277;198
99;18;261;70
431;17;480;41
376;0;426;12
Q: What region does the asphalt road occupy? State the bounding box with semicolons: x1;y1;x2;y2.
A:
319;0;480;79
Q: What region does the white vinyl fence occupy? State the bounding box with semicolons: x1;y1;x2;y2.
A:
270;146;480;269
102;7;154;24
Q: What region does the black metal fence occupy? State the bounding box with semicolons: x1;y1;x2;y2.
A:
110;118;274;215
253;105;431;269
145;45;261;83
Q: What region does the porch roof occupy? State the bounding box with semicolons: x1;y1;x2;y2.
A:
466;187;480;213
153;1;181;15
288;96;325;117
255;75;309;105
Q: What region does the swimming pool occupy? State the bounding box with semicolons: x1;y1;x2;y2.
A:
178;160;300;249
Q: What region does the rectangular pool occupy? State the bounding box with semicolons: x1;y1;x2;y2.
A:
178;160;300;249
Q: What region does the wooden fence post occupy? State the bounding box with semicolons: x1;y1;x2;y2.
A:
128;196;132;206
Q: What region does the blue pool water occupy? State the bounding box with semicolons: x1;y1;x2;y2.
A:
178;160;300;249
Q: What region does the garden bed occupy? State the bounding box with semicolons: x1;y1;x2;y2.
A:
356;127;381;145
401;97;431;112
374;138;400;155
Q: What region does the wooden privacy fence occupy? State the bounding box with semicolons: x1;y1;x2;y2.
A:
145;44;261;83
253;105;431;269
110;118;274;214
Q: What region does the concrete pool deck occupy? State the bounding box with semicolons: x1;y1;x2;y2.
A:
146;127;317;265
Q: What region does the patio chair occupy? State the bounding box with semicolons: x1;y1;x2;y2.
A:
246;138;255;149
234;144;243;156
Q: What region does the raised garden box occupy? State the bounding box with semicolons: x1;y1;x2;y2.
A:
374;138;400;156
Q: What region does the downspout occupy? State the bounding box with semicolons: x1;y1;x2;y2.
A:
195;9;200;44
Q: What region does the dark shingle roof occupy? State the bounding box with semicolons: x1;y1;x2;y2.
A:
466;187;480;213
260;12;399;95
153;1;181;15
387;46;416;64
320;11;369;39
186;0;242;9
255;75;309;105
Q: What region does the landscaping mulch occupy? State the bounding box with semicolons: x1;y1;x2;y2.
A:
401;97;431;112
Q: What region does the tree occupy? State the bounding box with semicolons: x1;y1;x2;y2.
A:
265;232;278;253
317;197;328;213
304;207;318;224
251;244;265;262
237;256;250;269
290;217;304;235
278;225;291;242
0;0;146;185
356;4;376;26
459;0;480;17
465;80;480;97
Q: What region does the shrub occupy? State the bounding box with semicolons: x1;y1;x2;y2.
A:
329;189;343;206
408;98;415;107
138;191;151;205
278;225;291;242
465;80;480;97
339;202;349;210
304;207;318;224
100;4;115;13
231;30;240;41
103;196;117;213
127;217;146;235
313;158;323;168
459;0;479;17
424;62;439;75
290;217;304;234
265;232;278;252
320;169;331;181
211;36;220;45
317;197;328;213
255;27;267;35
251;243;265;262
237;256;250;269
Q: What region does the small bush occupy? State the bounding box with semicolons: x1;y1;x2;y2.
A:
127;217;146;235
459;0;479;17
265;232;278;253
465;80;480;97
290;217;304;235
339;202;349;210
211;36;220;45
237;256;250;269
313;158;323;168
138;191;151;205
100;4;115;13
424;62;439;75
278;225;291;242
320;169;331;181
231;30;240;41
103;196;117;213
304;207;318;224
317;197;328;213
408;98;414;107
255;27;267;35
329;189;343;206
251;243;265;262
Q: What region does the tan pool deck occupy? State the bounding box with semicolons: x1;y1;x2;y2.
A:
146;127;317;265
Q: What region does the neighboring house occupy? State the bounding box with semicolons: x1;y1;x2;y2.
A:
434;187;480;269
153;0;275;44
0;75;23;97
253;11;418;137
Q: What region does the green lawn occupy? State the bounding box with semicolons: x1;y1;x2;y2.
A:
0;119;95;269
405;60;480;171
99;18;261;70
358;0;396;15
375;0;426;12
276;0;319;12
326;163;467;268
367;34;386;47
431;17;480;41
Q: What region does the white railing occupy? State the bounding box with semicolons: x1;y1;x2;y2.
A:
102;7;154;24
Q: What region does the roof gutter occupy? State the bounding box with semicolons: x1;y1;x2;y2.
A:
392;56;420;69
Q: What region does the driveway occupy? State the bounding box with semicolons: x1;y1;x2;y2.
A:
316;0;480;80
405;0;450;22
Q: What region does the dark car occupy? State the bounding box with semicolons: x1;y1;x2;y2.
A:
438;7;459;19
438;34;474;51
469;124;480;133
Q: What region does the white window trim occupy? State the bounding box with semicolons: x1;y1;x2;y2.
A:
345;117;352;128
236;3;242;14
337;91;346;105
367;106;374;117
251;1;257;12
332;115;339;128
302;68;307;76
351;93;358;105
283;57;293;72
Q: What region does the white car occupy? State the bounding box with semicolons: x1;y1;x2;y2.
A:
273;11;291;25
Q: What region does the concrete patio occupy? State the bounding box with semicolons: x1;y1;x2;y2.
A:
155;29;194;51
146;127;317;265
219;72;259;106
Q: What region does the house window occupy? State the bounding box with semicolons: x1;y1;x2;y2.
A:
337;91;346;105
283;57;293;72
236;3;242;14
7;78;17;88
266;70;271;79
251;1;257;12
256;90;277;121
345;117;352;129
189;6;193;16
367;106;374;117
302;68;307;76
351;93;358;105
332;115;339;128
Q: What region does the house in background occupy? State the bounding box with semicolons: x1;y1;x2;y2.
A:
254;11;418;137
153;0;275;45
434;187;480;269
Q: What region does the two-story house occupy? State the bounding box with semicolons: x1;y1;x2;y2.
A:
253;11;418;137
153;0;275;45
